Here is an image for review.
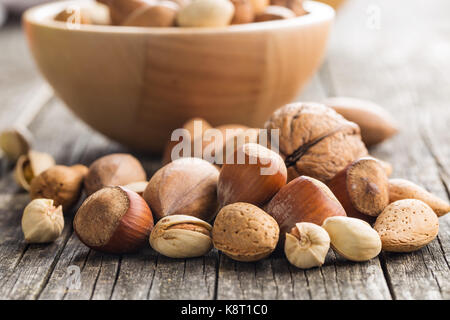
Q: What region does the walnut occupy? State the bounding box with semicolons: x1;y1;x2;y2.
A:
264;102;368;182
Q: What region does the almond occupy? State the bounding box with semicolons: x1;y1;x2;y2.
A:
323;97;398;147
374;199;439;252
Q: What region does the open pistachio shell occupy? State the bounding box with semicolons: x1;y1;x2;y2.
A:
14;150;55;191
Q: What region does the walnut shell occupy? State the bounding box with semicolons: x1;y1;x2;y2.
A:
212;202;279;262
264;102;368;182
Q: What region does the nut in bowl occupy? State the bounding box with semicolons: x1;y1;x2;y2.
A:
23;0;334;152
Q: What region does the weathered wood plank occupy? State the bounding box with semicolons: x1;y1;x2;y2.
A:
322;0;450;300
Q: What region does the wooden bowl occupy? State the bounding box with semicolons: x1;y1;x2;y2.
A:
23;0;334;153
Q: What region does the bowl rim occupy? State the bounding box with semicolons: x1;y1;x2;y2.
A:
23;0;335;35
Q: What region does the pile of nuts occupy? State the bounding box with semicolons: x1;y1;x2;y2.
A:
54;0;308;28
1;96;449;270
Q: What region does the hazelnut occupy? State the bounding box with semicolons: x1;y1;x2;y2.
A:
322;216;382;262
143;157;219;221
98;0;156;25
121;1;179;27
323;97;399;147
388;179;450;217
14;150;56;191
265;103;368;182
374;199;439;253
212;202;279;262
249;0;269;14
266;176;346;245
30;165;88;210
84;153;147;196
74;186;154;253
285;222;330;269
254;5;296;22
327;157;389;224
150;215;213;258
176;0;235;27
230;0;255;24
217;143;287;207
22;199;64;243
0;126;32;161
270;0;306;16
122;181;148;196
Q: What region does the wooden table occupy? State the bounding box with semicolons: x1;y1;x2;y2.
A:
0;0;449;300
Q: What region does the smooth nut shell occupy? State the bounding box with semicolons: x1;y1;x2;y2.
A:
270;0;307;16
322;216;382;262
324;97;399;147
150;215;212;258
143;157;219;221
285;222;330;269
176;0;235;27
84;153;146;196
22;199;64;243
230;0;255;24
265;103;368;182
374;199;439;252
388;179;450;217
98;0;155;25
212;202;279;262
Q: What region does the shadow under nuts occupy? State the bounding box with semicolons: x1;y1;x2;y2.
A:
212;202;279;262
285;222;330;269
217;143;287;207
84;153;147;196
266;176;346;245
74;186;154;253
30;164;88;210
143;157;219;221
374;199;439;252
150;215;213;258
322;216;381;262
265;102;368;182
327;157;389;224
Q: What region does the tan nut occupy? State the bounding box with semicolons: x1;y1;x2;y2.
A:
250;0;269;14
122;181;148;196
150;215;213;258
388;179;450;217
176;0;235;27
30;165;88;210
285;222;330;269
0;126;32;161
14;150;56;191
22;199;64;243
322;216;382;262
230;0;255;24
121;1;179;27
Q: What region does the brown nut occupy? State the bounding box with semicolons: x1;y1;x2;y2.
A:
14;150;56;191
265;102;368;182
84;153;147;196
150;215;213;258
121;1;179;27
374;199;439;252
230;0;255;24
254;5;296;22
250;0;269;14
30;165;88;210
270;0;307;16
323;97;399;147
217;143;287;207
388;179;450;217
97;0;156;25
143;157;219;221
0;126;32;161
54;7;92;24
176;0;235;27
212;202;279;262
74;186;154;253
266;176;346;245
327;157;389;224
285;222;330;269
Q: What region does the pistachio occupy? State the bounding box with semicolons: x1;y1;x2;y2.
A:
285;222;330;269
122;181;148;196
0;126;32;161
322;216;382;262
14;150;56;191
150;215;213;258
22;199;64;243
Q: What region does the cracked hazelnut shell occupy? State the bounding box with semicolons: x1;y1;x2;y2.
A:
143;157;219;221
74;186;154;253
265;102;368;182
327;157;389;224
84;153;147;196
